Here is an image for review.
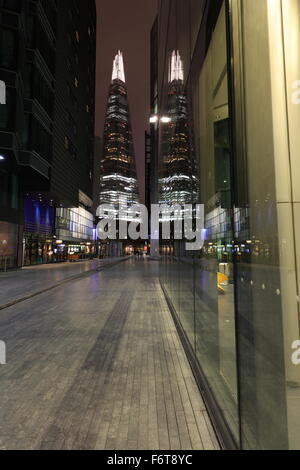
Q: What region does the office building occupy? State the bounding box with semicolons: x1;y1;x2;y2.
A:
0;0;96;267
100;51;139;211
155;0;300;450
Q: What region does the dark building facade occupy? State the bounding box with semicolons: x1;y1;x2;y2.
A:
52;0;95;208
0;0;96;268
100;51;139;210
0;0;57;269
156;0;300;450
49;0;96;264
93;135;102;213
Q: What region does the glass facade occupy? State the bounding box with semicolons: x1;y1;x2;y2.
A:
157;0;300;450
56;206;94;242
23;196;55;266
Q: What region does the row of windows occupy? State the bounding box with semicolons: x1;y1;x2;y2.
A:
39;0;57;34
64;135;77;160
66;82;93;117
35;20;55;74
0;0;20;11
0;86;15;130
0;26;18;69
27;115;52;162
0;169;18;209
25;13;56;75
24;63;54;118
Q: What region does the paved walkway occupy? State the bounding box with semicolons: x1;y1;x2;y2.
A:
0;259;219;450
0;258;126;308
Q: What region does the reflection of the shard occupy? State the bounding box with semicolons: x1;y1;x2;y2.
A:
159;50;199;208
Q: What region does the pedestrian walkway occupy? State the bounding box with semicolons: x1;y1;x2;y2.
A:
0;259;219;450
0;258;127;308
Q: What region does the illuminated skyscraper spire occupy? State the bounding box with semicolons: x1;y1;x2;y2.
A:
112;50;126;83
100;52;139;210
168;50;184;83
160;50;198;207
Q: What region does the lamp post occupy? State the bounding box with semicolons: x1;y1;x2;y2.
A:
148;114;172;259
2;240;8;273
0;80;6;105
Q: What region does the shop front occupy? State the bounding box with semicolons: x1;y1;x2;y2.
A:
23;235;55;266
23;196;55;266
55;205;96;261
0;221;19;271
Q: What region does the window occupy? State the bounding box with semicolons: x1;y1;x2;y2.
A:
36;22;55;74
67;112;77;136
64;136;77;159
31;68;54;118
159;0;239;446
0;0;19;10
0;169;9;207
0;87;15;130
30;117;52;162
11;174;18;209
64;136;69;150
67;58;72;72
0;27;17;69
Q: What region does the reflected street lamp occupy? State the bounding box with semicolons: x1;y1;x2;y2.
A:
149;114;171;124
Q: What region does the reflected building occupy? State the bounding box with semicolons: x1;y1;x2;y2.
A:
155;0;300;451
100;51;139;214
159;51;198;207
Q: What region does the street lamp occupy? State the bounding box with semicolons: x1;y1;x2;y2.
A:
0;155;5;161
160;116;171;123
2;240;8;273
149;115;158;124
149;114;171;124
0;80;6;105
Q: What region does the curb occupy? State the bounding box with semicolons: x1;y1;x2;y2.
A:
0;257;130;312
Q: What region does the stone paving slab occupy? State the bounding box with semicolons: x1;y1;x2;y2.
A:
0;257;129;310
0;259;220;450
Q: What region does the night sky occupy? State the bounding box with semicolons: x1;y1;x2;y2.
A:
95;0;158;202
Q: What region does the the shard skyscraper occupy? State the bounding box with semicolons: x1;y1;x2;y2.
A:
100;51;139;213
159;50;198;207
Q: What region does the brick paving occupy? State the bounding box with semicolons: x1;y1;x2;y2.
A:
0;259;219;450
